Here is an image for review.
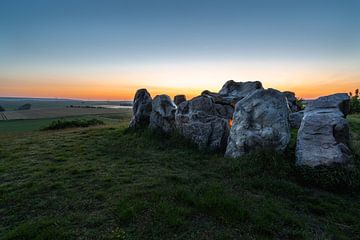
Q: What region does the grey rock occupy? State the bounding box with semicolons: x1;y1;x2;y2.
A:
283;91;301;112
129;89;152;128
296;93;352;167
306;93;350;116
202;80;263;106
149;94;177;134
175;95;232;151
289;111;304;129
174;95;186;105
225;89;291;158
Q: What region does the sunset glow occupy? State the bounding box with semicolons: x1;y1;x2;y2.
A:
1;0;359;100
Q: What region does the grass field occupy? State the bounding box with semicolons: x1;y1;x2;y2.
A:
0;111;132;133
1;108;132;121
0;98;132;111
1;111;360;239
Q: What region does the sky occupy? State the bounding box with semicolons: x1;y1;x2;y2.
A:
0;0;359;100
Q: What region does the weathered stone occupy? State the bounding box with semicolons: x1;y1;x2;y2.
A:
174;95;186;105
175;95;232;151
289;111;304;129
225;89;291;158
305;93;350;116
129;89;152;128
296;93;352;167
202;80;264;106
149;94;177;134
283;91;302;112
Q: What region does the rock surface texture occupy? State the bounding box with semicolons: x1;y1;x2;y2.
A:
225;89;291;158
283;91;301;112
175;96;232;151
296;93;352;167
202;80;263;106
129;89;152;128
174;95;186;105
289;111;304;129
149;94;177;134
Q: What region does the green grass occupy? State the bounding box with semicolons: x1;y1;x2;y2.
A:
42;119;105;130
0;114;360;239
0;113;131;133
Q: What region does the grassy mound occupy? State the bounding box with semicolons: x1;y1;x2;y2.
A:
0;115;360;239
42;118;104;130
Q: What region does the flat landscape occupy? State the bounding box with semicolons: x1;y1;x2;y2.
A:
1;108;130;121
1;107;360;239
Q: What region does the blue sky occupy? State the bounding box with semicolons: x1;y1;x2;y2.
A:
0;0;359;99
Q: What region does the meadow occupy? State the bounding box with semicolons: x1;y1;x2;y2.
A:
0;110;360;239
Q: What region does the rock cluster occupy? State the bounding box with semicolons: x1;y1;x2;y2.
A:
129;81;352;168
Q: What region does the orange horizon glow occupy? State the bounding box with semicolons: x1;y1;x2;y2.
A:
1;61;359;101
0;82;357;101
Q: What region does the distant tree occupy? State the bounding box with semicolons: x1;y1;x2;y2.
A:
350;89;360;114
0;105;5;112
17;103;31;110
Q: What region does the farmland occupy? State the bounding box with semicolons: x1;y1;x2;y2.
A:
1;107;131;121
0;98;132;132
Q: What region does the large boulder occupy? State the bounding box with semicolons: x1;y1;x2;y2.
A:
175;95;232;151
149;95;177;134
296;93;352;167
129;89;152;128
202;80;263;106
225;89;291;158
283;91;302;112
174;95;186;105
289;111;304;129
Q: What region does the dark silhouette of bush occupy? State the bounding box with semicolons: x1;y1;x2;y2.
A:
349;89;360;114
17;104;32;110
42;119;104;130
0;105;5;112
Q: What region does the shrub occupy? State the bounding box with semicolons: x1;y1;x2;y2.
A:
349;89;360;114
0;105;5;111
42;118;104;130
17;103;31;110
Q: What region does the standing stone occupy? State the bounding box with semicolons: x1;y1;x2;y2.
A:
129;89;152;128
149;95;177;134
202;80;264;106
283;91;302;112
296;93;352;167
289;111;304;129
174;95;186;105
225;89;291;158
175;95;232;151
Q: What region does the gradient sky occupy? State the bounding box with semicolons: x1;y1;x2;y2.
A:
0;0;359;100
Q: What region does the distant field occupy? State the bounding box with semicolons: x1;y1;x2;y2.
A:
0;111;132;133
1;107;131;121
0;98;132;111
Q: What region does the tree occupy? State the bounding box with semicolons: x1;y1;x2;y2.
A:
350;88;360;114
